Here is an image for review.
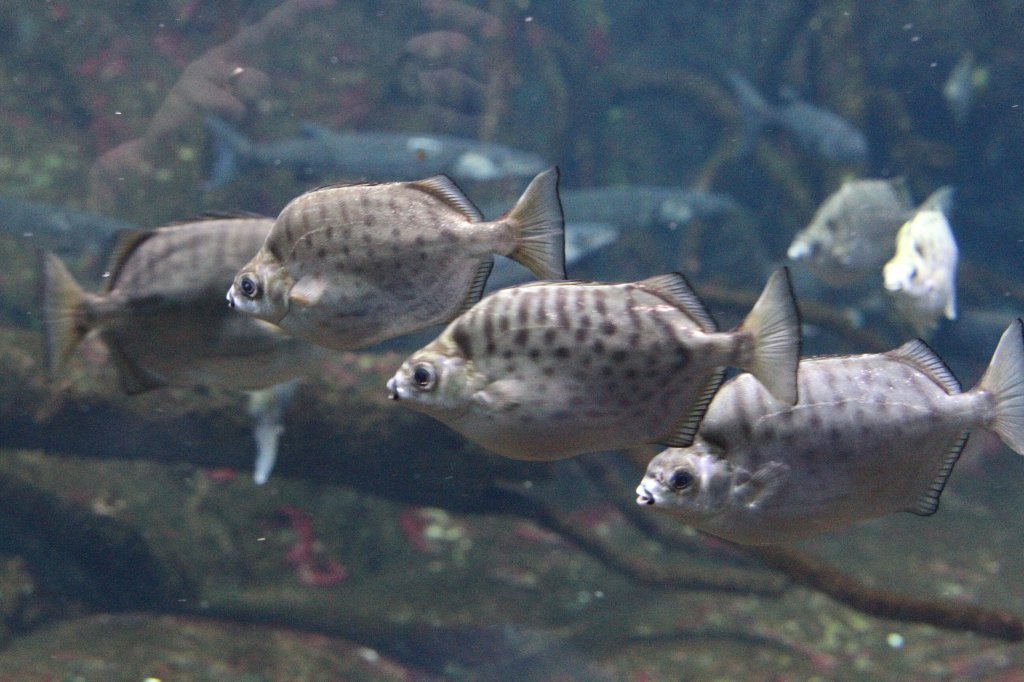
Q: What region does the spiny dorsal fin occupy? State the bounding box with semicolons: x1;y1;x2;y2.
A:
653;367;726;447
456;259;494;316
104;229;157;293
408;174;484;222
907;431;970;516
635;272;718;333
890;338;961;395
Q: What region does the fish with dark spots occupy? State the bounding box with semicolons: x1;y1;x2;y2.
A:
228;168;565;351
387;269;801;461
637;321;1024;544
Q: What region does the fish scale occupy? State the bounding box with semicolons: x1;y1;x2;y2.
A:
637;322;1024;544
387;269;801;461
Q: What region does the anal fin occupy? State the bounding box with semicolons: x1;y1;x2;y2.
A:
908;431;970;516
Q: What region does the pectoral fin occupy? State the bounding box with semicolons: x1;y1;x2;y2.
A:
473;379;529;412
289;277;327;308
733;461;789;509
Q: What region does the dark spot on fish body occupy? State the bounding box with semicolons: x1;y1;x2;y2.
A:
501;349;514;360
672;346;690;369
601;365;614;377
594;292;608;316
600;321;618;336
579;314;591;328
505;363;517;373
452;325;474;356
268;242;283;262
498;316;510;334
542;366;555;377
514;329;530;346
317;248;327;259
574;328;589;343
529;348;542;361
554;346;570;359
610;349;627;363
486;342;496;355
629;332;642;347
593;340;605;355
624;367;637;380
544;328;558;344
554;287;570;327
285;224;295;244
325;225;334;241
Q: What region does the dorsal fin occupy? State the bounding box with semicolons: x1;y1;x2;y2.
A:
906;431;970;516
408;175;484;222
455;259;494;316
889;338;961;394
104;229;157;293
652;367;726;447
635;272;718;333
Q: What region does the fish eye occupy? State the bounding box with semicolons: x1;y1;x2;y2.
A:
239;274;260;299
668;469;694;491
411;363;436;390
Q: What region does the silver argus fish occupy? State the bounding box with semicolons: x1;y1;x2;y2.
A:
636;321;1024;544
227;168;565;351
386;268;800;461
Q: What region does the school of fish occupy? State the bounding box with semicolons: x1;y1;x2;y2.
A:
38;68;1020;548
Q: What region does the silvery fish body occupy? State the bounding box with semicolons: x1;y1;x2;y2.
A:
204;115;549;189
637;322;1024;544
227;168;565;351
883;208;959;337
41;215;325;394
727;72;868;164
387;269;801;461
786;178;913;285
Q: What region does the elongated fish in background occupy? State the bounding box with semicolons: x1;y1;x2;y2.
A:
0;194;134;252
883;206;959;337
203;115;549;189
787;179;953;286
386;268;800;461
227;168;565;351
557;186;739;230
41;215;328;484
726;71;868;165
943;51;988;128
636;321;1024;544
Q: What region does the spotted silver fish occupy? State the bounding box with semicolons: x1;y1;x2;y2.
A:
227;168;565;350
636;321;1024;544
386;268;800;461
42;215;324;393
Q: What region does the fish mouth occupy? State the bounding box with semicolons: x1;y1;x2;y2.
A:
386;377;399;400
636;485;654;506
226;289;236;309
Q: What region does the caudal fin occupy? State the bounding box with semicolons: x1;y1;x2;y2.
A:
504;167;566;280
977;319;1024;455
203;115;255;190
40;250;90;375
738;267;801;405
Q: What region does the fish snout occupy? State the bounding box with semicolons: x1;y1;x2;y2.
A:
636;485;654;505
386;377;399;400
226;288;236;309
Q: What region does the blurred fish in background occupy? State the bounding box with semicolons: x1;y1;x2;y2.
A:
202;115;550;189
787;178;954;287
883;201;959;337
943;51;988;128
726;71;868;165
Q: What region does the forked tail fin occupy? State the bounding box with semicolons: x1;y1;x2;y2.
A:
977;319;1024;455
738;267;801;405
504;167;566;281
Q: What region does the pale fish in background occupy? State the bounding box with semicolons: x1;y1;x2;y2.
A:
726;71;868;164
387;268;800;461
203;115;549;189
40;215;327;483
943;51;989;127
637;321;1024;544
249;379;300;485
883;206;959;337
227;168;565;351
787;179;953;286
